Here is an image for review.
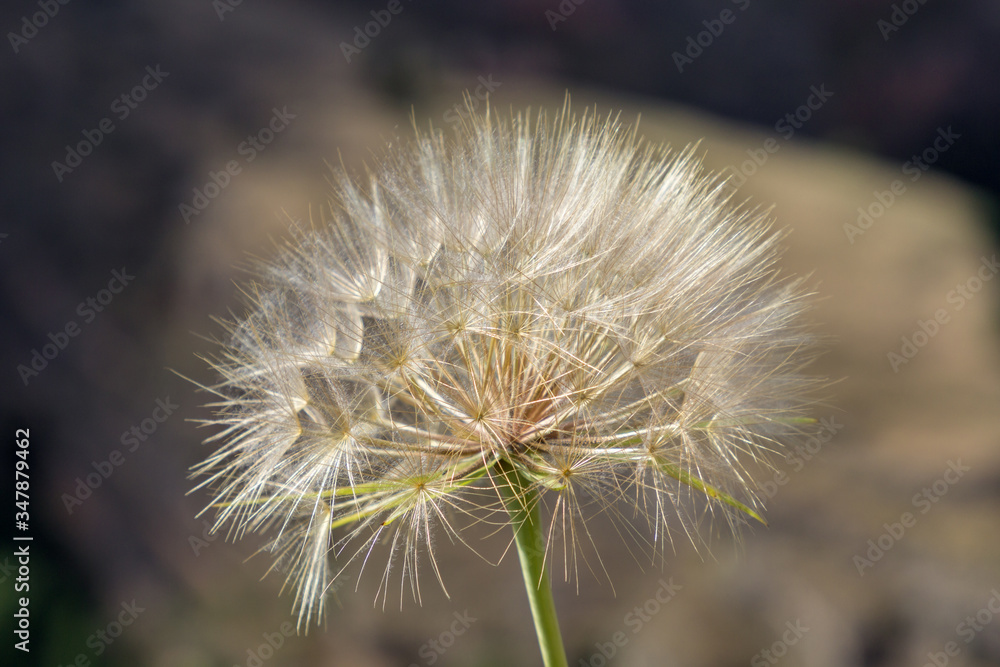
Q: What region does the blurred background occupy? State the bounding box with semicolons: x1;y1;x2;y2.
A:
2;1;1000;665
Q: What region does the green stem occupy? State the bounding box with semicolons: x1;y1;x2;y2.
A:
495;458;569;667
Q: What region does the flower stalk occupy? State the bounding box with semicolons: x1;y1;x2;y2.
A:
496;457;569;667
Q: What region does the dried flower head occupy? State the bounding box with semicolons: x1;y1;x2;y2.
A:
192;100;817;629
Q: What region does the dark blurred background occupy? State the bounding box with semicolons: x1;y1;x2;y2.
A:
3;1;1000;666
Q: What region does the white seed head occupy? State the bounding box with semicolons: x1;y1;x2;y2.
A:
192;100;818;628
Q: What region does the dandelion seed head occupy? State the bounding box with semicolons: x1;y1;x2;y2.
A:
192;99;819;628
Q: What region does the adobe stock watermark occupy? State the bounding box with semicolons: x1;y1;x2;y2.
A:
7;0;71;54
751;619;810;666
188;518;222;557
178;106;296;224
0;556;15;585
853;459;969;576
887;254;999;373
725;84;834;188
672;0;751;73
545;0;587;31
51;65;170;182
340;0;412;63
62;396;179;514
233;621;296;667
758;416;843;500
442;75;502;127
12;545;30;652
922;588;1000;667
844;125;960;244
213;0;244;21
408;610;477;666
578;577;682;666
878;0;930;41
188;519;337;587
16;267;135;386
55;598;145;667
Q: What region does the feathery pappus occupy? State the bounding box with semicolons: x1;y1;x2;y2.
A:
191;98;819;629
